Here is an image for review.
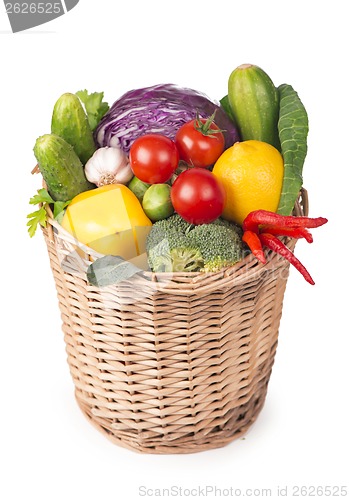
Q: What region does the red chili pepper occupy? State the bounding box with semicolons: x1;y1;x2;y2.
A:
242;230;266;263
259;225;314;243
259;232;315;285
241;209;327;284
243;210;328;233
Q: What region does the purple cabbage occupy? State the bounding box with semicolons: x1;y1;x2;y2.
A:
95;84;240;153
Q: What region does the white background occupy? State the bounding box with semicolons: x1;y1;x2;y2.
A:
1;1;348;499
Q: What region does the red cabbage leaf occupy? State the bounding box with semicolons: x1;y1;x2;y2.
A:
95;84;240;153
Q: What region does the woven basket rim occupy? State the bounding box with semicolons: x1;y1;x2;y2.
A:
43;188;308;294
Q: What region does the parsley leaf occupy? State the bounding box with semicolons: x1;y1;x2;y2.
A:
27;188;71;237
76;90;109;131
29;188;54;206
53;200;70;223
27;207;47;238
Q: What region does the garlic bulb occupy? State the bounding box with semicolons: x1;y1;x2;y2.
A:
84;146;134;187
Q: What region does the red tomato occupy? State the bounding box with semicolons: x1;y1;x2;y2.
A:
175;116;225;168
171;168;226;224
129;134;179;184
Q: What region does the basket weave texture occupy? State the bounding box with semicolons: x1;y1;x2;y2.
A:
42;191;307;454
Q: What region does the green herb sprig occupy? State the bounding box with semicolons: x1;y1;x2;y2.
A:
27;188;70;237
76;90;109;132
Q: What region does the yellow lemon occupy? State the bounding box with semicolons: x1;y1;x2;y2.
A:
212;140;284;225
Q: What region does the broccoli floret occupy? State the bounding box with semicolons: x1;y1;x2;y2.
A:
150;234;204;272
146;214;243;273
211;217;243;237
146;215;203;272
188;223;243;272
151;213;192;234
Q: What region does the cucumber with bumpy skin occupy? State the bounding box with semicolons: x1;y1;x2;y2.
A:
33;134;95;202
51;92;96;164
228;64;280;150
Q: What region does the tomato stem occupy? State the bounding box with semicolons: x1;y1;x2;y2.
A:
194;111;225;137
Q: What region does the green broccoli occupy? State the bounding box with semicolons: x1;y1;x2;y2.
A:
147;227;204;272
211;217;243;237
151;213;192;234
187;223;244;272
146;214;243;273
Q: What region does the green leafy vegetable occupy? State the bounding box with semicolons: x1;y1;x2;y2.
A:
76;90;109;131
219;95;236;123
27;207;47;238
277;84;309;215
27;188;70;237
87;255;142;287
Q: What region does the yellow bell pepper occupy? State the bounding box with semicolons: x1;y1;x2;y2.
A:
61;184;152;259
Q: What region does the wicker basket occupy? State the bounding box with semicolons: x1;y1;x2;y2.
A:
41;189;308;454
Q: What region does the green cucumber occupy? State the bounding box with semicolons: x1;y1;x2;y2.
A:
33;134;95;202
228;64;280;150
51;92;96;165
